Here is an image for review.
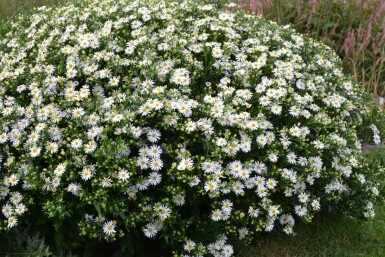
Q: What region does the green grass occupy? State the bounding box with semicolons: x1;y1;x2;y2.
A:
0;0;62;36
0;0;60;20
238;206;385;257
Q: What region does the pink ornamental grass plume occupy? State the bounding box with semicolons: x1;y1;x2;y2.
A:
342;29;356;57
249;0;257;13
236;0;385;97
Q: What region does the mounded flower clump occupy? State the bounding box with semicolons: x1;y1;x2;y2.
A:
0;0;383;255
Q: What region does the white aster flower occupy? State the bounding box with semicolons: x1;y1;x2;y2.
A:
103;220;116;236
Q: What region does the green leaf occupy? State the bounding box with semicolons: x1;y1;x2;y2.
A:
323;22;335;29
93;201;102;214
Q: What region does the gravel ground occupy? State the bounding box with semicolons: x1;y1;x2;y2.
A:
362;143;383;154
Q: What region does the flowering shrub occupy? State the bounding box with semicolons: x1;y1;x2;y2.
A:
0;0;383;255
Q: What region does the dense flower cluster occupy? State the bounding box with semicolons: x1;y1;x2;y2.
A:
0;0;383;255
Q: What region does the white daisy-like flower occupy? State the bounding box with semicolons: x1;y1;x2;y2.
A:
54;163;66;176
311;200;321;210
211;209;223;221
268;205;280;217
147;172;162;185
150;158;163;171
183;240;196;252
10;192;22;204
185;121;197;132
204;180;218;192
118;169;130;182
84;141;97;153
137;156;149;169
103;220;116;236
173;194;185;206
2;204;13;218
30;146;41;157
248;206;259;218
100;177;112;188
143;223;158;238
67;183;82;195
15;203;26;214
81;167;93;181
238;227;249;239
290;126;301;137
46;142;59;153
147;129;161;142
221;199;233;214
71;138;83;149
222;244;234;257
7;216;17;228
0;133;8;143
149;145;162;158
212;47;223;58
313;140;324;149
189;176;201;187
157;205;172;220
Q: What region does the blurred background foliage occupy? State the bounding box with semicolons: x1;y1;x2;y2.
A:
0;0;60;19
238;0;385;103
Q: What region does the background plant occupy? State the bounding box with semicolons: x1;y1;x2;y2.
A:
0;0;60;20
0;226;52;257
237;0;385;101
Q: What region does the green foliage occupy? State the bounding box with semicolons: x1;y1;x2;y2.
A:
238;205;385;257
0;18;10;37
0;0;61;20
356;93;385;143
0;228;52;257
